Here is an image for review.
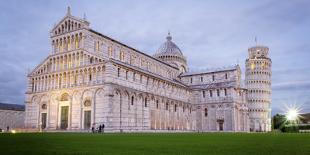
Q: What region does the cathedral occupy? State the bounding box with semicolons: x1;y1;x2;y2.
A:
25;8;272;132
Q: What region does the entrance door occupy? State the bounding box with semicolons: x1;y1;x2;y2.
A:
84;111;91;129
219;122;223;131
41;113;47;129
60;106;69;130
217;119;224;131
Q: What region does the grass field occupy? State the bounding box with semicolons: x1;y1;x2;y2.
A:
0;132;309;155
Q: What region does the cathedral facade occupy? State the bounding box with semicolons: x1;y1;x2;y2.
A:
25;8;272;132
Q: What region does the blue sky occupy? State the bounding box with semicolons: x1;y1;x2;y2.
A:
0;0;309;115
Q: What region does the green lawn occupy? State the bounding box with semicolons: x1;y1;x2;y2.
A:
0;132;309;155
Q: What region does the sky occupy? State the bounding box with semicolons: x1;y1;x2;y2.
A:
0;0;309;115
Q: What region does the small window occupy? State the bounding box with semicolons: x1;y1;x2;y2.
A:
205;108;208;117
89;73;92;81
125;71;128;80
200;77;203;82
202;91;206;98
217;89;220;97
190;77;193;83
144;97;147;107
225;73;228;79
41;104;47;110
209;90;213;97
117;68;120;77
166;103;169;110
174;104;177;112
84;100;91;107
224;89;227;96
133;73;136;81
212;75;215;81
156;100;159;109
131;96;134;105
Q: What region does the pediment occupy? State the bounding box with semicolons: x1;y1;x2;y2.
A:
28;56;53;76
50;8;89;36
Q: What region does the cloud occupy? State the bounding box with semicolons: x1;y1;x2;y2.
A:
0;0;309;111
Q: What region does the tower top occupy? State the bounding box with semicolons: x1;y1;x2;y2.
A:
248;46;269;59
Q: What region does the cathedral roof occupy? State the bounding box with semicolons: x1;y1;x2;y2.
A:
154;32;183;57
190;81;237;89
181;65;239;77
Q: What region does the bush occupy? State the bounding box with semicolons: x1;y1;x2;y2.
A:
280;124;310;132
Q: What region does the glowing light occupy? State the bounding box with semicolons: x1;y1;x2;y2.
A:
250;63;255;70
286;109;298;121
11;130;16;134
283;104;302;121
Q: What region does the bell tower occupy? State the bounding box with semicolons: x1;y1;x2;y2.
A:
245;43;272;132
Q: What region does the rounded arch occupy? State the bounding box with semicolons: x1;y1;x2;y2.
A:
60;93;70;101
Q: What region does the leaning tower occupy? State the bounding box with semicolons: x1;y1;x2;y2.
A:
245;45;272;132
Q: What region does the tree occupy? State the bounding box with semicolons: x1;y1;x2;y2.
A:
272;114;287;130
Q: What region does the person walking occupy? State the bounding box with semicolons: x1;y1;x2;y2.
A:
91;124;95;133
99;125;102;133
102;124;105;133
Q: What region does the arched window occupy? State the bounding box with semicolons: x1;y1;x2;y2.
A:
75;35;79;49
108;46;113;57
205;108;208;117
131;96;134;105
117;68;120;77
119;51;124;61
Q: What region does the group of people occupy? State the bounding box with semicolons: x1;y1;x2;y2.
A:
0;126;10;133
91;124;105;133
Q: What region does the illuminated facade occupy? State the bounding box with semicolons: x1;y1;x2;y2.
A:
25;7;270;132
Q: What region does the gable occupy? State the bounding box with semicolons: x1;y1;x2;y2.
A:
50;10;89;36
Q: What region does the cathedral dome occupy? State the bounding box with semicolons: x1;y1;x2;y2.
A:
154;32;183;57
154;32;188;73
